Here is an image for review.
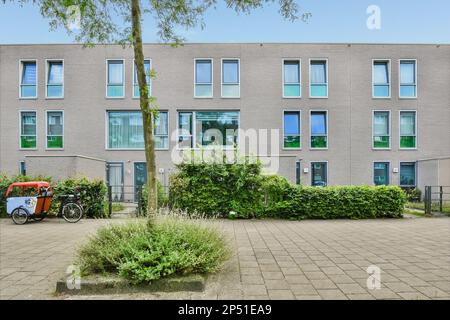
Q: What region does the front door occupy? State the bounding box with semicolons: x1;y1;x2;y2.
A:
134;162;147;202
107;162;124;201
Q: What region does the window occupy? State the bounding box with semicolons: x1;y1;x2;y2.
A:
310;60;327;97
195;59;212;97
374;162;389;185
133;60;151;98
46;60;63;98
373;60;390;98
283;60;301;97
295;160;301;185
20;60;37;98
19;161;26;176
108;111;168;149
400;111;417;149
46;111;63;149
20;111;36;149
222;59;239;98
400;162;416;187
310;111;327;148
283;111;301;149
178;111;239;148
107;60;124;97
311;162;327;186
400;60;417;98
373;111;390;149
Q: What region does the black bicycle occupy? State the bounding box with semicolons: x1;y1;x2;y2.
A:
57;190;84;223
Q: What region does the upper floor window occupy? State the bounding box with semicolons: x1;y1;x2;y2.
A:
373;111;390;149
310;60;327;98
133;59;151;98
195;59;212;98
46;111;64;149
283;60;301;98
283;111;301;149
46;60;64;98
399;60;417;98
107;60;124;98
20;111;37;149
310;111;327;149
221;59;239;98
373;60;390;98
20;60;37;98
400;111;417;149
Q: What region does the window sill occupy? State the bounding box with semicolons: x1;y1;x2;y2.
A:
45;97;64;100
309;148;328;150
19;97;38;100
45;148;64;151
19;148;37;151
372;148;391;151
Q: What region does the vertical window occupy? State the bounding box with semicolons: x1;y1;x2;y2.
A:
195;59;212;97
373;111;390;149
46;60;63;98
310;111;327;148
400;162;416;187
154;111;169;149
46;111;63;149
221;59;239;98
310;60;327;97
133;60;151;98
400;111;417;149
374;162;390;185
107;60;124;97
311;162;327;186
20;111;36;149
20;61;37;98
295;160;301;185
373;60;390;98
400;60;417;98
283;111;301;149
178;112;194;148
19;161;26;176
283;60;301;97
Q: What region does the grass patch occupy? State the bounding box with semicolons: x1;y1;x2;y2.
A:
403;208;427;217
77;215;230;284
112;203;125;212
406;202;450;215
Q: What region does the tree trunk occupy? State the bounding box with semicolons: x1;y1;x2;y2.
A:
131;0;157;215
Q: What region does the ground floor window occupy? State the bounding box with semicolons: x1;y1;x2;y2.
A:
19;161;26;175
107;162;124;201
295;160;301;185
311;162;327;186
374;162;390;185
400;162;416;187
46;111;64;149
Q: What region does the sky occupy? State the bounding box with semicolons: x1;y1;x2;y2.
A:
0;0;449;44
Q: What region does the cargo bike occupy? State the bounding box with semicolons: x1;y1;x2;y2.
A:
5;181;83;225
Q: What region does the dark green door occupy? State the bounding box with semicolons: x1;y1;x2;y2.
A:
134;162;147;201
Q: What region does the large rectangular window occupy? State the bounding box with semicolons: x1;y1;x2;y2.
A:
221;59;239;98
46;60;63;98
374;162;390;186
373;111;390;149
400;111;417;149
311;162;327;187
46;111;63;149
310;111;327;148
107;60;124;97
108;111;168;149
20;111;36;149
310;60;327;98
283;111;301;149
20;60;37;98
373;60;390;98
400;162;416;187
178;111;239;148
283;60;301;97
400;60;417;98
195;59;212;97
133;59;151;98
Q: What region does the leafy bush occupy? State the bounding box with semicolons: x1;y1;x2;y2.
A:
77;218;230;283
402;187;421;202
139;180;169;215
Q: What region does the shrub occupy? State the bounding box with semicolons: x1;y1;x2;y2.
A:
139;180;169;214
77;218;230;284
402;187;421;202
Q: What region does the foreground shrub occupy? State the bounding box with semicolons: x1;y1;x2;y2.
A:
77;217;230;283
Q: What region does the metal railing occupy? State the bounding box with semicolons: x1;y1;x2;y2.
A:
424;186;450;215
107;185;143;217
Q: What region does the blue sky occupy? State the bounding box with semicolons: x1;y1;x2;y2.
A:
1;0;449;44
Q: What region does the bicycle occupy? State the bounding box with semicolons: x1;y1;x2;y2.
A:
56;189;84;223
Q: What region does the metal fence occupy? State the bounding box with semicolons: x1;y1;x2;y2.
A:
107;185;143;217
424;186;450;215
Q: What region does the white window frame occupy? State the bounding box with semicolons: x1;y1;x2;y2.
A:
106;59;125;99
132;58;152;99
372;110;391;150
372;59;391;99
309;110;328;150
19;110;37;150
282;58;301;99
399;161;417;187
399;110;418;150
45;59;64;99
153;110;170;151
399;59;418;99
19;161;26;175
310;161;329;187
309;58;328;99
282;110;301;150
373;161;391;186
45;110;64;150
19;59;38;99
194;58;213;98
221;58;240;98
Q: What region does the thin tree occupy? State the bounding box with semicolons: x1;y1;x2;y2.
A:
4;0;310;214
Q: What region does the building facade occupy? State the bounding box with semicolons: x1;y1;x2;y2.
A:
1;43;449;199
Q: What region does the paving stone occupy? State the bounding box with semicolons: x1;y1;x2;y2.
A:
310;279;338;290
317;289;348;300
268;289;295;300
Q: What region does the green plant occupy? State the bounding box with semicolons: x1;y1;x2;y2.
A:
139;180;169;215
402;187;421;202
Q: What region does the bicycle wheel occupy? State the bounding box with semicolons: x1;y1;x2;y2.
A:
11;208;29;225
61;202;83;223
